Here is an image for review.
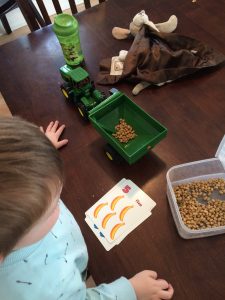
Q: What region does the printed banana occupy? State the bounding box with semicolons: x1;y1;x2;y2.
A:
102;212;116;229
110;195;124;210
119;205;134;221
110;222;125;240
93;203;108;218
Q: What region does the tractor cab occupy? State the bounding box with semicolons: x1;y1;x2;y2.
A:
69;67;93;97
60;65;93;96
60;64;106;120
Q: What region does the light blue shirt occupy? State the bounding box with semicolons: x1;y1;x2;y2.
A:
0;201;136;300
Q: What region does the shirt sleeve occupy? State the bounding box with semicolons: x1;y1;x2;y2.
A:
85;277;137;300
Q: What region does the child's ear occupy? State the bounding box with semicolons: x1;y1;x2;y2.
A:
0;255;4;263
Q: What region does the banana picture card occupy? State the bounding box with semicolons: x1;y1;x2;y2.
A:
85;179;156;250
85;212;152;251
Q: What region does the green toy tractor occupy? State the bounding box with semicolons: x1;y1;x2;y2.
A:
60;65;106;119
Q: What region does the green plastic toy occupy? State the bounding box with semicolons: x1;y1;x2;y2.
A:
60;64;106;119
53;14;84;66
59;64;167;164
89;91;168;164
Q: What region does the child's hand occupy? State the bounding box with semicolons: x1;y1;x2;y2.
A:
129;270;174;300
40;121;68;149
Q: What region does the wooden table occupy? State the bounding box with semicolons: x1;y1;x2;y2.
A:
0;0;225;299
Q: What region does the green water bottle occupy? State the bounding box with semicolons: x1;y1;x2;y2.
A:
53;13;84;67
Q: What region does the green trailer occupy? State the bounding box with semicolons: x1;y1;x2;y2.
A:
89;91;168;164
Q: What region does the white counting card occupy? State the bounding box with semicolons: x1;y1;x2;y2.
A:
85;179;156;250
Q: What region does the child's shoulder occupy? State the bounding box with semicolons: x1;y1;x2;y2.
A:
56;200;85;243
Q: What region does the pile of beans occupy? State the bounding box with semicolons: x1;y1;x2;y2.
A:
173;178;225;230
112;119;137;143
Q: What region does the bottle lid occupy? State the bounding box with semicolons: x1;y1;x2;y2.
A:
53;13;78;36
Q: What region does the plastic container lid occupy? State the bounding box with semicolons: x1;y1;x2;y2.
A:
215;134;225;168
53;13;78;37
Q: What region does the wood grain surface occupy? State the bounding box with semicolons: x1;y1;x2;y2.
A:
0;1;225;299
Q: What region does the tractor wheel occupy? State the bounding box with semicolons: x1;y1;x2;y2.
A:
77;102;89;120
104;144;124;163
60;84;73;101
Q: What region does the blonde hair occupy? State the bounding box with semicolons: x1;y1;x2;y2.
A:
0;116;64;256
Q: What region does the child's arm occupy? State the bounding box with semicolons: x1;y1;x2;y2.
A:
85;270;173;300
40;120;68;149
129;270;174;300
85;276;137;300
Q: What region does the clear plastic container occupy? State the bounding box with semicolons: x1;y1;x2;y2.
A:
166;135;225;239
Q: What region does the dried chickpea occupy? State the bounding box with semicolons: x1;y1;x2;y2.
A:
112;119;137;143
173;178;225;230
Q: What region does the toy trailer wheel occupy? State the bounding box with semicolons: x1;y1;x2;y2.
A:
60;84;73;101
77;102;89;120
104;144;124;163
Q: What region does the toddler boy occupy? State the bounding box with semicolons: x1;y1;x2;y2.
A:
0;116;174;300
